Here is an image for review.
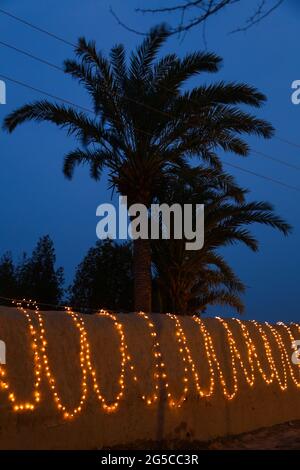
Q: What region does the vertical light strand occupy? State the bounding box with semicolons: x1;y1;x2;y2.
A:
35;307;88;419
168;314;215;398
251;320;287;391
193;317;237;400
233;319;274;385
1;301;42;412
136;312;162;406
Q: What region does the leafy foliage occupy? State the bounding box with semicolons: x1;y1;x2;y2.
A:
16;236;64;307
4;25;273;207
152;166;291;315
69;240;133;312
3;26;277;311
0;252;17;300
0;236;64;308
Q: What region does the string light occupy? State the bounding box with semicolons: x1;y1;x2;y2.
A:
136;312;162;406
0;300;299;420
137;312;189;408
92;310;128;412
167;314;213;402
0;300;41;412
36;307;88;419
193;316;237;400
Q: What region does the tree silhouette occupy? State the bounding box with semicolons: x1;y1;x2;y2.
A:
4;25;274;312
69;240;133;312
17;235;64;307
111;1;284;37
0;252;17;300
152;166;291;314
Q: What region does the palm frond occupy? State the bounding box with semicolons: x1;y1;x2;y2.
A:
129;24;170;82
187;82;267;108
110;44;127;91
3;101;102;146
63;148;109;180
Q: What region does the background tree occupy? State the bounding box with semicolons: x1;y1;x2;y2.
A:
0;252;17;301
69;240;133;312
17;235;64;307
4;25;274;312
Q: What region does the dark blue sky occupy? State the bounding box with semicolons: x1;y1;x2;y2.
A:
0;0;299;321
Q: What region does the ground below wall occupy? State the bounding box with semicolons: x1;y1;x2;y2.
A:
106;420;300;450
0;306;299;449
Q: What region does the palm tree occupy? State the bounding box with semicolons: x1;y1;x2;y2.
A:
152;166;291;315
4;25;274;312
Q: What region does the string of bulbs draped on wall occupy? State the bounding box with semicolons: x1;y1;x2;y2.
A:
0;301;299;420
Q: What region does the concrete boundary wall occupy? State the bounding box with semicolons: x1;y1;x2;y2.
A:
0;306;299;449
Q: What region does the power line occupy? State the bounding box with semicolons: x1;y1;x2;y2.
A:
2;6;300;157
2;71;300;193
0;73;157;140
0;39;175;120
275;136;300;150
0;73;93;113
2;38;300;172
0;38;176;129
0;11;299;193
252;149;300;171
0;39;63;72
0;7;76;48
3;6;300;154
224;161;300;192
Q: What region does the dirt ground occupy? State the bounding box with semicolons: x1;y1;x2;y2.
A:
207;420;300;450
107;420;300;450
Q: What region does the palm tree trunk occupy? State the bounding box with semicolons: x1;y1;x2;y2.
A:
133;238;152;312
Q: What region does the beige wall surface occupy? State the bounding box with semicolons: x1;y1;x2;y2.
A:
0;306;299;449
